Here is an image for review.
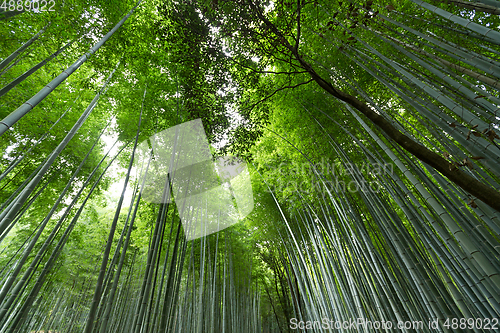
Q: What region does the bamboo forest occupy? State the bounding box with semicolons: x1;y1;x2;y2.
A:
2;0;500;331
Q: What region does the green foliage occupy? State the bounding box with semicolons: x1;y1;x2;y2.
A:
1;0;500;331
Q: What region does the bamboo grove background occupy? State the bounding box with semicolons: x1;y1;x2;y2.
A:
1;0;500;331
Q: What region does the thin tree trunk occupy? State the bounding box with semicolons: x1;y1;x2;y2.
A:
375;24;500;101
3;142;129;333
98;87;148;333
470;0;500;9
0;23;50;72
427;51;500;89
0;39;75;98
0;94;79;182
379;13;500;80
82;95;143;333
385;27;500;89
349;46;500;182
409;0;500;45
0;119;110;320
430;0;500;14
98;190;141;333
0;52;27;77
0;10;24;21
394;10;498;45
251;3;500;212
367;27;498;125
0;61;120;238
0;0;142;136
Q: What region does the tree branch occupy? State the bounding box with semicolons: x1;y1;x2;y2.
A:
229;57;307;75
295;0;302;49
248;0;500;212
243;79;314;114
